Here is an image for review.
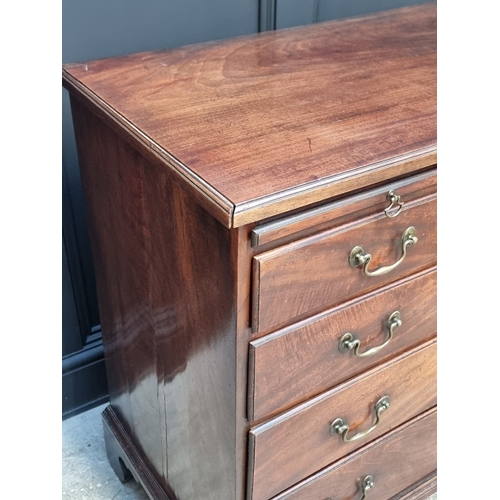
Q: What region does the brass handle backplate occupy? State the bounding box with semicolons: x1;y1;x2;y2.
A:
339;311;402;358
330;396;390;443
349;226;418;277
385;190;404;218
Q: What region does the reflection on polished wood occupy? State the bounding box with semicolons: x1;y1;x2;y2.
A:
249;268;436;420
63;4;437;500
63;4;436;228
247;341;436;500
273;408;437;500
71;98;240;499
252;197;436;333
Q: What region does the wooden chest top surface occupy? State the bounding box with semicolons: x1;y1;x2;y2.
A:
63;4;436;227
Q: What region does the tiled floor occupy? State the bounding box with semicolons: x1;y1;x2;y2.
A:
62;404;437;500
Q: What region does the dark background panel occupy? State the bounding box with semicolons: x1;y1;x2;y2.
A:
62;236;82;357
315;0;431;23
275;0;316;30
272;0;432;30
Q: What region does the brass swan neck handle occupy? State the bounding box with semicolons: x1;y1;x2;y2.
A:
339;311;402;358
349;227;418;277
330;396;390;443
324;475;374;500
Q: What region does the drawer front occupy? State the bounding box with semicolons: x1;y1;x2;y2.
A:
247;341;436;500
252;196;436;332
249;268;436;421
273;408;437;500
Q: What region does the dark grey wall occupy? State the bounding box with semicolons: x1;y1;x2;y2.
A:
273;0;432;30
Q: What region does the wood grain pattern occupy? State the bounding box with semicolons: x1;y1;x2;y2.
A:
251;169;436;247
247;340;436;500
273;407;437;500
63;4;436;227
64;6;437;500
253;195;436;332
63;74;235;227
232;150;436;228
71;97;241;500
249;267;436;421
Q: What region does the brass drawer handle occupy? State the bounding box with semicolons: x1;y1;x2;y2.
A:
385;189;404;217
338;311;402;358
357;475;375;500
324;475;374;500
358;475;375;500
330;396;390;443
349;226;418;277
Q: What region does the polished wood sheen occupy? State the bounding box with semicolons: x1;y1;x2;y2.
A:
249;268;436;420
273;408;437;500
251;169;436;248
247;341;437;500
62;4;436;228
63;5;437;500
70;97;241;500
253;195;436;332
102;406;176;500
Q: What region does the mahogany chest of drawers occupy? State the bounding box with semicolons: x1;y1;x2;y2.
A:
63;4;437;500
